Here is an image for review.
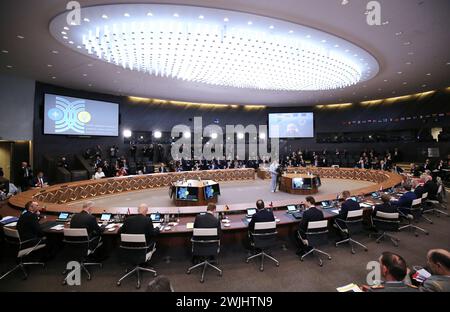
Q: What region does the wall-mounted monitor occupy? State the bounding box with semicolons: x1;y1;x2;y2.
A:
268;112;314;138
44;94;119;136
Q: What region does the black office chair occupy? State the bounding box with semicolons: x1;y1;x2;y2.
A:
0;227;46;280
335;209;368;254
424;185;449;217
419;192;434;224
117;234;157;289
246;221;279;271
372;211;400;246
299;220;332;266
398;198;429;236
187;228;222;283
62;228;103;284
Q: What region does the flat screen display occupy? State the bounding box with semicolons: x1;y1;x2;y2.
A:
204;184;221;199
44;94;119;136
268;112;314;138
176;187;199;201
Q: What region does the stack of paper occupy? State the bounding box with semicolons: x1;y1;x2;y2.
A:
336;283;363;292
186;222;194;229
50;224;65;231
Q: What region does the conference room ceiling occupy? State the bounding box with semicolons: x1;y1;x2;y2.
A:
0;0;449;107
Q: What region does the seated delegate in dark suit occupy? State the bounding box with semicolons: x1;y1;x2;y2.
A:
248;200;275;233
33;172;48;188
70;201;103;248
372;194;398;217
121;204;159;247
336;191;360;228
392;185;417;215
414;184;425;199
296;196;324;255
193;203;221;240
423;178;438;200
421;249;450;292
16;201;45;249
0;169;9;195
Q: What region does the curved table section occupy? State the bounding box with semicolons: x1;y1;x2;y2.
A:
9;168;402;216
9;169;255;214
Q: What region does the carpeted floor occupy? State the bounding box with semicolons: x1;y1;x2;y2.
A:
1;199;449;292
68;179;375;209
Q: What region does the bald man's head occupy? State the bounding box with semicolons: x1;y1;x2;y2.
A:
427;249;450;275
138;203;149;215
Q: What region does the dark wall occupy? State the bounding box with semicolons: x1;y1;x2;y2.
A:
33;82;450;170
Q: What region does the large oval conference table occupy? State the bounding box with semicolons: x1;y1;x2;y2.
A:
8;168;403;245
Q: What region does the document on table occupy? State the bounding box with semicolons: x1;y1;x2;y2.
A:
336;283;363;292
331;209;340;214
50;224;65;231
5;222;17;227
186;222;194;229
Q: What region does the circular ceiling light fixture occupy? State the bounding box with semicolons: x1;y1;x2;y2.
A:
49;4;378;91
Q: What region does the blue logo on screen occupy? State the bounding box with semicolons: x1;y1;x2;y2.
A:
205;186;214;199
48;97;91;134
177;187;189;199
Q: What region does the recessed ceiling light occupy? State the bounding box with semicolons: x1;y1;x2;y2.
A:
422;84;427;87
102;14;108;19
334;44;339;48
147;12;153;16
402;82;407;85
269;25;274;29
397;71;402;74
288;30;294;34
426;73;431;76
63;36;68;40
52;50;59;54
61;31;67;35
344;49;349;52
403;42;411;46
6;65;13;69
87;63;93;67
124;13;130;17
51;76;56;79
223;17;229;22
88;83;93;87
68;41;74;44
446;62;450;65
395;31;403;36
47;64;53;67
405;62;412;65
83;18;90;22
63;26;69;31
198;15;204;19
382;21;389;25
1;50;8;53
383;79;388;82
77;45;82;49
17;35;24;39
173;13;179;17
321;39;327;43
83;73;87;77
306;35;311;38
247;21;253;25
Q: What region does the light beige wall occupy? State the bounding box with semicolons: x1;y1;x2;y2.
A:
0;142;12;180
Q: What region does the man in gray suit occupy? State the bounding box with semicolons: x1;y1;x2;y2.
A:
269;160;279;192
365;252;418;292
420;249;450;292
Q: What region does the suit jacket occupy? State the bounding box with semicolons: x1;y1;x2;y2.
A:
70;211;102;237
121;214;157;245
424;180;438;200
368;281;419;292
0;177;9;194
395;191;417;208
248;209;275;232
420;275;450;292
372;202;398;216
298;206;324;233
414;186;425;199
193;212;221;240
338;199;361;220
33;176;48;187
16;211;44;241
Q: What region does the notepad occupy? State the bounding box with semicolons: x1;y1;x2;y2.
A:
4;222;17;227
186;222;194;229
50;224;65;231
331;209;340;214
360;203;373;208
105;224;116;229
336;283;362;292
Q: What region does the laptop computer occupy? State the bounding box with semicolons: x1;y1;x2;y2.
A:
292;211;304;219
100;213;112;222
56;212;70;222
246;208;257;219
150;213;162;223
321;201;332;208
286;205;298;214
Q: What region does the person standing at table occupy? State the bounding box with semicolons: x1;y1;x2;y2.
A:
269;160;279;192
